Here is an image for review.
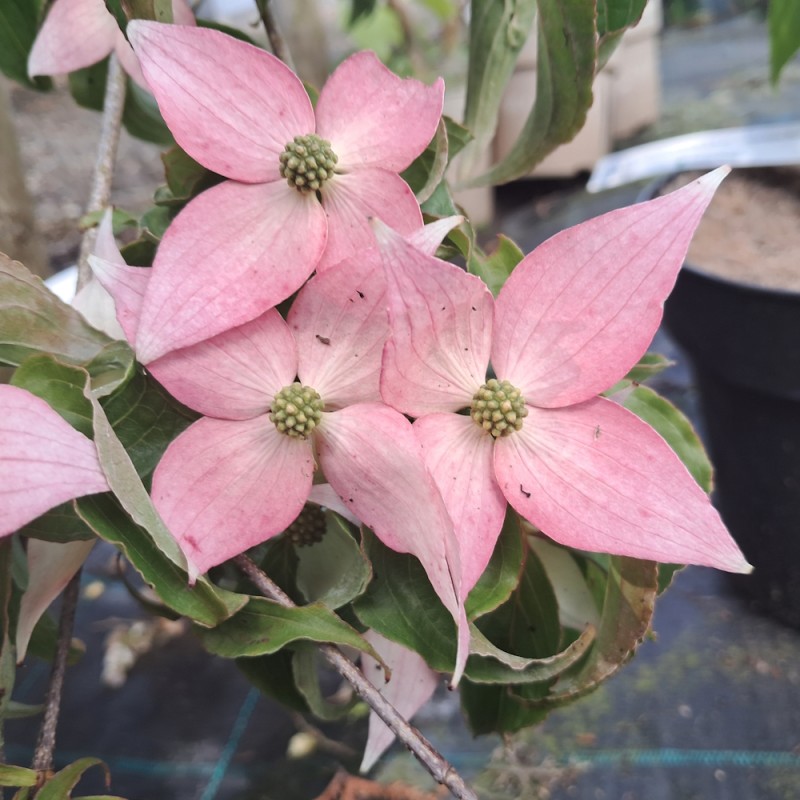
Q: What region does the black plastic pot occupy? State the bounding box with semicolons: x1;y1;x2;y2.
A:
658;183;800;626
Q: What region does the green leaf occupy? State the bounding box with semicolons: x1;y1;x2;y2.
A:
0;539;17;750
623;384;713;493
468;234;524;296
4;701;44;719
23;598;85;663
0;0;51;89
101;368;196;479
75;494;246;627
471;0;596;186
596;0;647;67
769;0;800;84
292;643;356;720
154;146;216;207
0;765;37;788
34;758;108;800
353;532;456;672
236;650;310;713
0;255;112;368
460;680;548;735
127;0;175;22
348;0;377;25
402;117;450;204
465;509;524;620
295;515;371;609
462;0;537;169
200;596;381;661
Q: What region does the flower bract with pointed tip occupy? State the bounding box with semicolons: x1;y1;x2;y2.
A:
377;168;752;608
27;0;195;88
125;22;445;363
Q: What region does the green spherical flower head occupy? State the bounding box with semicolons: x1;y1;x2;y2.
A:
270;382;324;440
279;134;338;193
470;378;528;438
286;504;327;547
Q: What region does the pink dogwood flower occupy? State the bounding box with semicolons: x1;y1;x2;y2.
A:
27;0;194;88
377;168;751;603
124;22;444;363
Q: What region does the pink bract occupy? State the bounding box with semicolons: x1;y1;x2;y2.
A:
126;23;444;362
377;168;752;604
27;0;194;88
0;385;109;537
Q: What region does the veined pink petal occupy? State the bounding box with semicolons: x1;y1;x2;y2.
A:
88;254;150;345
493;396;751;573
318;169;421;272
147;310;297;420
376;222;493;415
114;33;148;89
315;404;470;683
316;51;444;172
290;257;387;407
93;209;124;264
151;416;314;576
135;180;326;363
28;0;117;78
414;414;507;596
16;539;95;662
128;21;314;182
0;386;109;536
492;168;730;408
360;630;439;773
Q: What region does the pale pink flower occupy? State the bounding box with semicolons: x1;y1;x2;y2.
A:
27;0;194;88
0;385;109;537
124;22;444;363
377;168;752;604
135;257;469;679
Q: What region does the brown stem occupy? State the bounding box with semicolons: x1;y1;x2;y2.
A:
31;570;82;775
233;554;478;800
77;53;127;291
255;0;296;71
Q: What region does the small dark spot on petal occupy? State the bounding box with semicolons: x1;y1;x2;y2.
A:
357;290;365;299
316;334;331;345
520;484;531;498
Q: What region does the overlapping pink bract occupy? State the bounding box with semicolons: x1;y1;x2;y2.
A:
377;167;751;605
27;0;194;88
125;22;444;363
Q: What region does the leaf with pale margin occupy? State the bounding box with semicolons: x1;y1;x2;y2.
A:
461;0;537;174
526;556;657;708
236;651;310;713
0;255;112;367
604;351;675;395
0;765;36;788
469;234;525;297
770;0;800;84
470;0;596;186
199;597;382;662
76;494;246;626
34;758;111;800
296;514;371;609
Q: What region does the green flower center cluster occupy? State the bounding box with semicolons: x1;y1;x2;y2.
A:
279;134;338;193
270;382;324;439
470;378;528;438
286;504;327;547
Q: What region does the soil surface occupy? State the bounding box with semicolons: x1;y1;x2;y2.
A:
665;168;800;292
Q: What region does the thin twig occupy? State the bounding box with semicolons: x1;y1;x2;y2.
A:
255;0;296;71
233;554;478;800
77;53;127;291
31;570;82;775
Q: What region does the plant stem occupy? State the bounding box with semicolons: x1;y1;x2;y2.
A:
233;554;478;800
31;570;82;775
77;53;127;291
255;0;296;71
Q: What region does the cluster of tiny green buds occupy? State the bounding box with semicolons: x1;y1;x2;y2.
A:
270;383;324;439
470;378;528;438
279;134;338;193
286;504;327;547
